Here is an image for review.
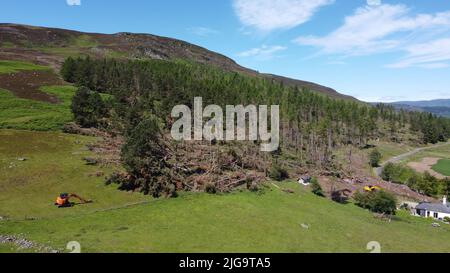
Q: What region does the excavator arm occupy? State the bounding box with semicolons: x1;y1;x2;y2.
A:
68;194;92;204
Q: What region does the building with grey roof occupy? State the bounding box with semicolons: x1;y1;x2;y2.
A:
414;196;450;221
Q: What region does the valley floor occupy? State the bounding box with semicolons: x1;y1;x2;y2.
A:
1;130;449;253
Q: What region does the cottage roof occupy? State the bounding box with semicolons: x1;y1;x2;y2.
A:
416;202;450;214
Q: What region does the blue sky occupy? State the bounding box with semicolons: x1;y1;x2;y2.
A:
1;0;450;102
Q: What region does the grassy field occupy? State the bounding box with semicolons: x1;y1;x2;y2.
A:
373;141;416;163
1;130;450;253
432;159;450;176
0;58;113;131
71;35;99;48
0;130;147;220
0;86;76;131
0;60;75;130
2;182;450;253
0;60;50;74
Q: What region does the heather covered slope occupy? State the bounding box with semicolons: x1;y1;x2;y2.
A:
0;23;354;100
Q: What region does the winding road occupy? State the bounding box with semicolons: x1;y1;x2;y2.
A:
375;142;450;177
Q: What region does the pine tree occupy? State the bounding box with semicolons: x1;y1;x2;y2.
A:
121;116;176;197
61;56;75;82
311;177;325;197
369;149;382;167
71;86;106;128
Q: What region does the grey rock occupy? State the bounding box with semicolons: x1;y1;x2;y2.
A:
0;235;60;253
432;222;441;228
300;223;310;229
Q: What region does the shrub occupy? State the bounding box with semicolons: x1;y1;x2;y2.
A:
399;203;410;210
381;162;395;182
311;177;325;197
269;163;289;181
247;181;260;192
438;178;450;196
381;162;415;184
354;190;397;215
205;183;217;194
71;86;106;128
61;56;76;82
417;172;439;196
406;173;422;191
331;189;351;204
444;217;450;223
380;163;444;197
369;149;382;167
105;172;128;186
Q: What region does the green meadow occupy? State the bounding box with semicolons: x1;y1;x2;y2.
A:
0;60;50;74
0;86;76;131
432;159;450;176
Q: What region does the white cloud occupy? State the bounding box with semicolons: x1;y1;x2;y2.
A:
419;63;449;69
357;95;407;103
327;60;347;65
233;0;334;32
387;38;450;69
66;0;81;6
238;45;287;59
294;4;450;58
367;0;381;7
187;27;219;37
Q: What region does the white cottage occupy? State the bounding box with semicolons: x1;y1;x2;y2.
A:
414;196;450;221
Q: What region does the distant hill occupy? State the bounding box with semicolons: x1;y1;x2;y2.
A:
393;99;450;108
388;99;450;117
0;23;355;100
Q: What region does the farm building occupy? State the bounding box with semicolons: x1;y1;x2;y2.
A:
414;197;450;221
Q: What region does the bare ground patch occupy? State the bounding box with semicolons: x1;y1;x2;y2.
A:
0;70;63;103
408;157;446;179
318;175;435;203
317;146;437;203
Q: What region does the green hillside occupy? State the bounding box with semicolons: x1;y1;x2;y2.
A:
3;191;450;253
0;130;449;253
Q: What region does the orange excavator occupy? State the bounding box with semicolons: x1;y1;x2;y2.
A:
55;193;92;208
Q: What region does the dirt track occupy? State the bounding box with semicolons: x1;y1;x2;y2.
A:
375;142;450;177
